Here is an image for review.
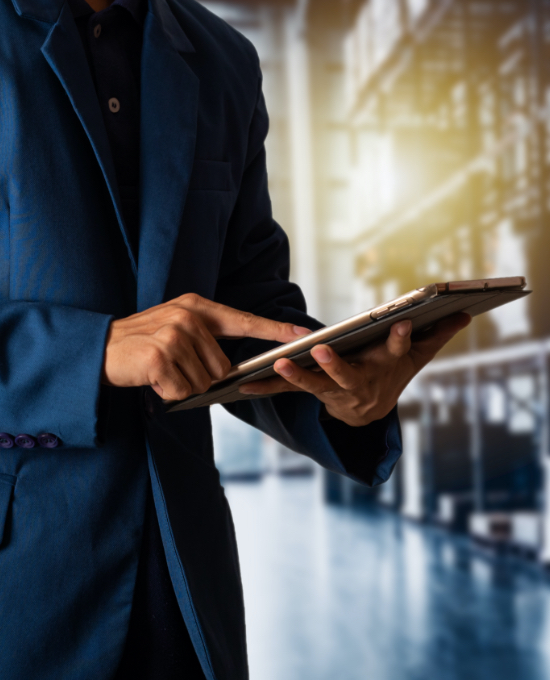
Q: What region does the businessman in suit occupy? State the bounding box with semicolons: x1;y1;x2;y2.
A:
0;0;470;677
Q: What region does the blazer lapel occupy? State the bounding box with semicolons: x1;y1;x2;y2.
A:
12;0;198;307
39;2;138;277
137;0;199;312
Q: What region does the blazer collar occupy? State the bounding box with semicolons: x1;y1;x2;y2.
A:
11;0;194;53
149;0;194;54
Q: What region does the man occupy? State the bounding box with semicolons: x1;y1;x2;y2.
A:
0;0;470;677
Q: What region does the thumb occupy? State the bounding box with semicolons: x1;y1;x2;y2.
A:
386;320;412;358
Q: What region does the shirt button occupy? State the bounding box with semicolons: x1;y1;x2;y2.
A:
93;24;101;38
108;98;120;113
0;433;14;449
37;433;60;449
14;434;36;449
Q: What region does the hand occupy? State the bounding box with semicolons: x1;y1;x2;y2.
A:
102;293;311;400
238;313;472;427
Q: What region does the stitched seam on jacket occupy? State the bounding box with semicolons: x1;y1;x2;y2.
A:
146;439;217;680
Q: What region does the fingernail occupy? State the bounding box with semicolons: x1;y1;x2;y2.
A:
396;321;412;337
293;326;312;336
312;346;331;364
275;362;293;377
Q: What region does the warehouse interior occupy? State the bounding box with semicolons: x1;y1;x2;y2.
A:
202;1;550;678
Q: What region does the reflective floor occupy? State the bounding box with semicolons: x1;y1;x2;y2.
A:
224;476;550;680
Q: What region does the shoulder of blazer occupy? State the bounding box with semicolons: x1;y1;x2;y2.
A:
166;0;261;83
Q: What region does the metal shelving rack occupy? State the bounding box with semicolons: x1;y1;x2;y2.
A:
307;0;550;563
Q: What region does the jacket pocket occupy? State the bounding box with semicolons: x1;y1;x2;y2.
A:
189;160;232;192
0;473;16;546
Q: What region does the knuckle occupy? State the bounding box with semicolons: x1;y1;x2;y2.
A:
240;311;260;332
181;292;202;307
159;324;181;347
214;355;232;380
175;308;193;325
174;384;191;401
196;376;212;394
145;345;165;369
174;309;203;335
281;322;292;336
342;378;360;392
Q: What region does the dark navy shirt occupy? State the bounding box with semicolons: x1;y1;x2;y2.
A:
69;0;145;258
68;1;205;677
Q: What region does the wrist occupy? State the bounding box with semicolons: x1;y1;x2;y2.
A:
101;321;118;386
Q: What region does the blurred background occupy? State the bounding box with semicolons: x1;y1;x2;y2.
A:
201;1;550;678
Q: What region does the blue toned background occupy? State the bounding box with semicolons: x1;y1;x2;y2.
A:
203;1;550;678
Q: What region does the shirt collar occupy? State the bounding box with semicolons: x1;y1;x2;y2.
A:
66;0;146;26
114;0;146;25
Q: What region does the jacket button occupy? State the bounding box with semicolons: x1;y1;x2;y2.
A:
14;434;36;449
0;433;14;449
37;433;60;449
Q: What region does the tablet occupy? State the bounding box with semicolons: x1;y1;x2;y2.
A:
165;276;530;412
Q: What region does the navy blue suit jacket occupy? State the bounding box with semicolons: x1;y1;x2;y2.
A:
0;0;402;677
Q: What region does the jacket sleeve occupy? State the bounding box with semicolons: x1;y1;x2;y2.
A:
0;301;114;448
215;67;402;487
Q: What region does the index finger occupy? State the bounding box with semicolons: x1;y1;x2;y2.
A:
179;295;312;344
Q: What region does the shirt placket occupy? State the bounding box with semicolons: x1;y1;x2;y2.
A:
85;7;141;258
